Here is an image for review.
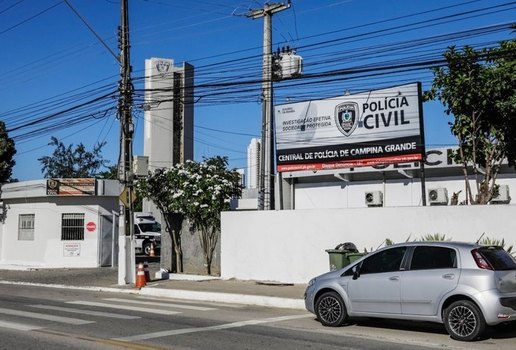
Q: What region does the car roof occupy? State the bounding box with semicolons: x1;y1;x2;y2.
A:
381;241;481;250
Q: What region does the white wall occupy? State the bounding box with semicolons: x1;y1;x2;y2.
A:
221;205;516;284
294;175;516;209
1;198;115;268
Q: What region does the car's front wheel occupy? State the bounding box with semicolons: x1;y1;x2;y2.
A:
143;242;152;256
315;291;348;327
443;300;486;341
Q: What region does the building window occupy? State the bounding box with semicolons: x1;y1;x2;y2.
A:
61;213;84;240
18;214;35;240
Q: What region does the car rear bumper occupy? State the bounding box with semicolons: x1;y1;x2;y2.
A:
477;290;516;325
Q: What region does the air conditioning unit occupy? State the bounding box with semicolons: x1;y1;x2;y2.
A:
365;191;383;207
428;188;448;205
491;185;511;204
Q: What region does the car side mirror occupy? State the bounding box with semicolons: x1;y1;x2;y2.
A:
352;265;360;280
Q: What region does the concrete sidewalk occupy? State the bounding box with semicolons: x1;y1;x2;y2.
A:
0;265;307;310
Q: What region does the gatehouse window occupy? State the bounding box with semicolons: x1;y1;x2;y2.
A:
18;214;35;240
61;213;85;240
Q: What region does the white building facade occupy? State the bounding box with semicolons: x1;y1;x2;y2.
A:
246;138;261;189
278;147;515;209
143;58;194;172
0;179;119;268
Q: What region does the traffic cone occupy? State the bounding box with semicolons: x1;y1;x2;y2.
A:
143;261;151;282
135;263;146;288
150;243;155;257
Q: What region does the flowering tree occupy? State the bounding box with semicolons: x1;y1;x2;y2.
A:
137;156;242;274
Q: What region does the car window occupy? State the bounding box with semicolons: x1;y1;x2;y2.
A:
138;223;161;233
478;246;516;270
359;247;406;274
410;246;457;270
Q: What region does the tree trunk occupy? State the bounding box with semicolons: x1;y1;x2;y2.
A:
457;145;473;204
162;212;184;273
172;229;183;273
160;226;173;272
205;250;212;275
199;225;218;275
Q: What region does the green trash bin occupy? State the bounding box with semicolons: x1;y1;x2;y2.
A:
325;242;365;271
347;252;365;264
325;249;352;271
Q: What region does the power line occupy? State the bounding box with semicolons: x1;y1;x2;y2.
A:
2;0;514;158
0;1;62;36
63;0;119;62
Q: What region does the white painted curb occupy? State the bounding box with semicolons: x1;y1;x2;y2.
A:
139;287;305;310
0;280;305;310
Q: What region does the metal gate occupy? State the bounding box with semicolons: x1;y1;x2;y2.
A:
99;212;119;267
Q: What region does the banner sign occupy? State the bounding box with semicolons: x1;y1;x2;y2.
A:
274;83;424;172
46;178;96;196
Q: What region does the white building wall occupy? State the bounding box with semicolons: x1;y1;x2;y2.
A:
143;58;194;171
221;205;516;284
294;175;516;209
0;180;119;268
1;201;108;267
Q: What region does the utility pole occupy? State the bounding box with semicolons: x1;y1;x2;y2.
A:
117;0;135;285
246;1;291;210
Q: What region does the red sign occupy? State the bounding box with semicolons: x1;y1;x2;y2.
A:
86;222;96;232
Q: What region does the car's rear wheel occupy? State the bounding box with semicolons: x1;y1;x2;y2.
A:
444;300;486;341
315;291;348;327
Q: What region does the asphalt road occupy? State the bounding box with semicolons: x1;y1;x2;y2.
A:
0;283;515;350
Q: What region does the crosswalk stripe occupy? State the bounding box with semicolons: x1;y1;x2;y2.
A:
29;305;141;319
0;320;43;331
0;307;93;325
114;314;313;341
66;301;181;315
104;298;216;311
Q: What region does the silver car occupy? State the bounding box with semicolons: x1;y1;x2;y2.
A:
304;241;516;341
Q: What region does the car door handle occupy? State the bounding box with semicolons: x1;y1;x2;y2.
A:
389;276;400;281
442;274;455;280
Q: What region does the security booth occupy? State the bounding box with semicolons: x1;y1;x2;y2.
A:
0;179;120;268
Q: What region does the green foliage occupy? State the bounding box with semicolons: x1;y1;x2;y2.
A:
38;137;110;178
425;40;516;204
419;233;450;241
0;121;16;184
137;156;242;274
97;165;119;180
383;235;411;246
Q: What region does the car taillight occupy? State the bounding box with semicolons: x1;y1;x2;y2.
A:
471;249;493;270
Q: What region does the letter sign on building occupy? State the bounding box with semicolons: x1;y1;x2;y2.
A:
274;83;424;172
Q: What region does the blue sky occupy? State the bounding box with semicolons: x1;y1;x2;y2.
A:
1;0;514;181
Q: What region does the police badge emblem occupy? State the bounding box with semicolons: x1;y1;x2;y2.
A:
335;102;358;136
46;179;59;195
155;60;171;77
